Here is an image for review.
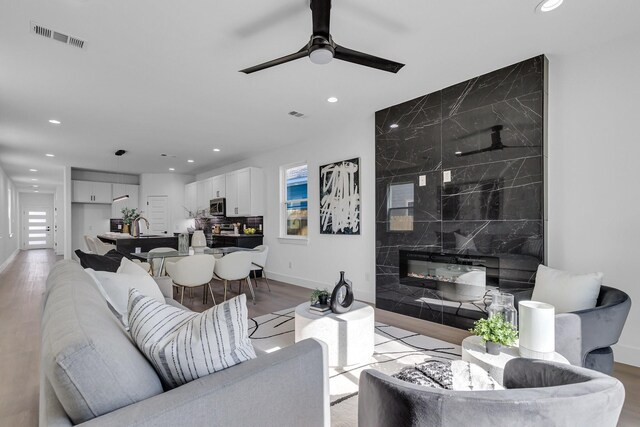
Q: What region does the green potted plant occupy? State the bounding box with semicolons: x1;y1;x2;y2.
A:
310;288;330;306
469;314;518;355
121;207;141;234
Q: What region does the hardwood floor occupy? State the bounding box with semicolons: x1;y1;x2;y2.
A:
0;249;638;426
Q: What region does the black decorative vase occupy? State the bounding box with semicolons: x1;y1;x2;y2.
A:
330;271;354;314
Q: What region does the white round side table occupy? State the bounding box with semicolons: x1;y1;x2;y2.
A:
461;335;570;385
294;301;375;367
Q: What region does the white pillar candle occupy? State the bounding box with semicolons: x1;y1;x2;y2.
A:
518;301;555;360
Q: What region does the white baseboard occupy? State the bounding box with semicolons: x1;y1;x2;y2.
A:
613;343;640;367
0;249;19;274
265;270;376;304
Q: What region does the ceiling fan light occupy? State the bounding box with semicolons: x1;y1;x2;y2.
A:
536;0;563;12
309;47;333;65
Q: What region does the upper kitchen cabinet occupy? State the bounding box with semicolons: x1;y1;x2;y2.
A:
111;184;139;218
184;182;198;216
196;178;213;212
225;167;264;217
211;174;225;199
72;180;112;204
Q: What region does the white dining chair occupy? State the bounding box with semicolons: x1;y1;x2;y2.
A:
165;255;216;306
213;251;255;304
149;247;181;276
250;245;271;292
84;235;97;253
90;236;116;256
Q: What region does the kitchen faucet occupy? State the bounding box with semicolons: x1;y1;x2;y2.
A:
131;216;149;238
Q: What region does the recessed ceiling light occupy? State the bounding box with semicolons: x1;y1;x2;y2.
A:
390;123;399;129
34;190;39;193
536;0;563;12
33;185;38;188
32;178;38;181
48;119;61;125
213;148;221;152
327;97;338;103
29;169;38;172
169;168;175;171
187;159;195;163
45;153;55;157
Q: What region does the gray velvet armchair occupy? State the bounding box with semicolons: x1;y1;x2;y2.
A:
358;358;625;427
516;285;631;374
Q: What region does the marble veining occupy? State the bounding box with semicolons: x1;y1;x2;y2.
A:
375;56;546;330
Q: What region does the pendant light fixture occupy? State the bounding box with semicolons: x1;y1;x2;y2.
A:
113;150;130;202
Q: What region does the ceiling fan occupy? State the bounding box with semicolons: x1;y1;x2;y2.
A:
239;0;405;74
455;125;532;157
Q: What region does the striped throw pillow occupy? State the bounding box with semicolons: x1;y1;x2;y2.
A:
127;289;256;388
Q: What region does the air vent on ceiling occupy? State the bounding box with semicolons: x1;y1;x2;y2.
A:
30;22;86;50
288;111;304;118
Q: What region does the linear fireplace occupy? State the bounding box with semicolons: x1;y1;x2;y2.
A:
399;250;499;301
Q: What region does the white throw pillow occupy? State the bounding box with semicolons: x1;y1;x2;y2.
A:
532;264;603;313
117;256;149;276
85;268;165;326
128;290;256;389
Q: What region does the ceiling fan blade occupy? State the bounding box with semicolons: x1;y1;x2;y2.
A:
334;44;404;73
311;0;331;38
239;48;309;74
455;146;495;157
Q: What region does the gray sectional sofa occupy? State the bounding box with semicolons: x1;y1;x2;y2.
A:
40;260;330;426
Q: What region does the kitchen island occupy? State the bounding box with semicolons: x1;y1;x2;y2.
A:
97;233;178;255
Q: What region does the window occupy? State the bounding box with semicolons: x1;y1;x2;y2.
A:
388;183;414;231
281;163;308;238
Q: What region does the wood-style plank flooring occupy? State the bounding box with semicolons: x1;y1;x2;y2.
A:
0;249;638;426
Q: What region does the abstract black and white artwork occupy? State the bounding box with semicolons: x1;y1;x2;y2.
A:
319;157;361;234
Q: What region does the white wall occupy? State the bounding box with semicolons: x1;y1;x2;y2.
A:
71;203;111;253
547;32;640;367
139;173;195;234
198;120;377;302
0;164;19;271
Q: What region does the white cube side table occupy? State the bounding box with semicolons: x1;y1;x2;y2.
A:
461;335;570;385
294;301;375;367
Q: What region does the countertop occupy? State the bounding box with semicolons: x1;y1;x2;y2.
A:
98;233;173;240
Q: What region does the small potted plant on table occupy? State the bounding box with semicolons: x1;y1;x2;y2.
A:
469;314;518;355
310;288;330;306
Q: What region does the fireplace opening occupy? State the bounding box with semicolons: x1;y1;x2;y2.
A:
399;250;500;304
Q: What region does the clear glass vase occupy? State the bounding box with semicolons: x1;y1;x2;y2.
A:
487;291;518;330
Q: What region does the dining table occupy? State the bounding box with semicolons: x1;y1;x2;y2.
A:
130;246;256;278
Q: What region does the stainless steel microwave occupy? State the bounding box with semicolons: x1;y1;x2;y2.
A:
210;198;226;216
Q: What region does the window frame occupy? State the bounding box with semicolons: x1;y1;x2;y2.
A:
279;161;309;242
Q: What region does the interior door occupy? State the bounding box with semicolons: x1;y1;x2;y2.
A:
146;196;169;235
22;207;53;249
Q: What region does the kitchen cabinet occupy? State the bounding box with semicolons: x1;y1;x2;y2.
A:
196;178;213;212
72;180;112;204
225;167;264;217
211;174;225;198
184;182;197;216
111;184;139;218
210;235;263;249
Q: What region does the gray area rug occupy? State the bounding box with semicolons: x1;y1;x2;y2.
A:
249;308;462;426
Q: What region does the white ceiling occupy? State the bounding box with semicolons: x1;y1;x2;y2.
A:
1;0;639;193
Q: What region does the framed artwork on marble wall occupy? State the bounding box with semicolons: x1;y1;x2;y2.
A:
319;157;361;235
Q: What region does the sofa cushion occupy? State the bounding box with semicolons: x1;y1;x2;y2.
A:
75;249;124;272
85;267;165;328
532;264;603;313
128;289;256;389
42;261;164;424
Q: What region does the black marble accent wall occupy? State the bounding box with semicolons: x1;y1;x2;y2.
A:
375;56;547;329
